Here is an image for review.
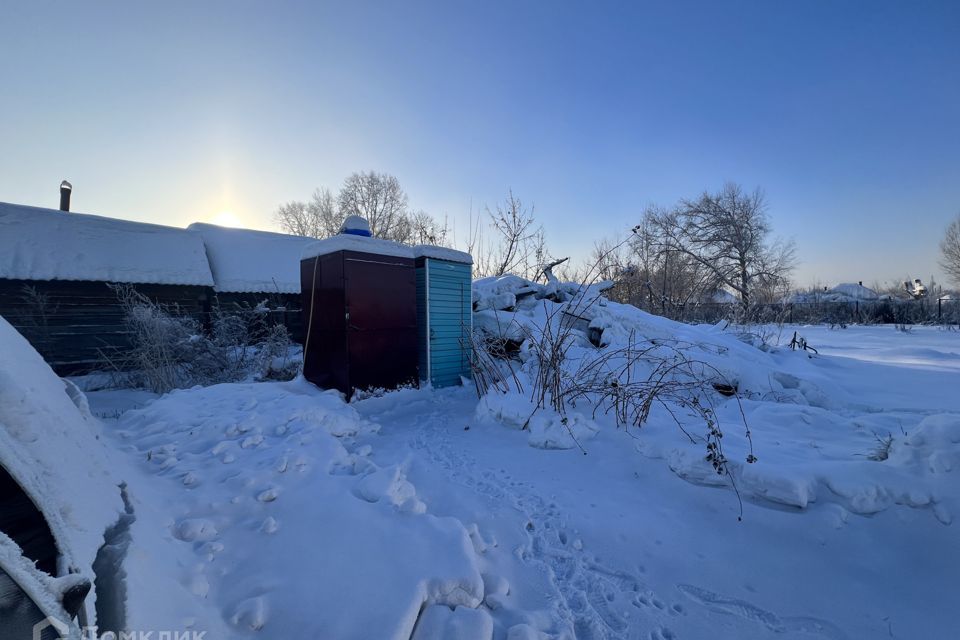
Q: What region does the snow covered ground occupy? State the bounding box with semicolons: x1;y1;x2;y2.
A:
64;321;957;640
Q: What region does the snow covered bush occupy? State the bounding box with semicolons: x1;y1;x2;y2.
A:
99;284;211;392
472;271;769;516
472;273;755;470
254;322;301;381
101;285;299;392
210;299;300;382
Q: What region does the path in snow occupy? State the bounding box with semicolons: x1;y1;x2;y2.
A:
357;390;849;640
77;324;958;639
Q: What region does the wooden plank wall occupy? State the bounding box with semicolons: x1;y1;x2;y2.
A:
0;280;304;375
210;292;305;344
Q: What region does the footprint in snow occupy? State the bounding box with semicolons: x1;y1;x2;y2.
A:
198;541;224;561
677;584;849;639
649;627;676;640
412;416;666;639
230;596;268;631
260;516;279;534
241;434;264;449
174;518;218;542
257;488;280;503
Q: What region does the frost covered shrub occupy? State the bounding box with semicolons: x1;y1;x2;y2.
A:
209;300;268;381
473;269;757;515
101;285;298;392
211;300;301;382
101;284;215;392
255;323;301;381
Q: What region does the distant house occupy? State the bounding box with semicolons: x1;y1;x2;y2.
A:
0;201;214;373
0;201;313;373
828;282;879;301
787;282;880;304
708;289;739;305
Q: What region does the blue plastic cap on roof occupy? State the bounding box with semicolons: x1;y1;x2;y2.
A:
341;228;372;237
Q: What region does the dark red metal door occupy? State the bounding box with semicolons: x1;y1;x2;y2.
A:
343;253;418;393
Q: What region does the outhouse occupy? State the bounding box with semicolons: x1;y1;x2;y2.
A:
413;246;473;387
300;218;418;397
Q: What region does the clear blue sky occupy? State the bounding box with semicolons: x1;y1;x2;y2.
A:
2;1;958;287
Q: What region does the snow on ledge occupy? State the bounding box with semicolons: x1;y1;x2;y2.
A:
301;234;415;261
187;222;316;294
0;201;214;286
412;245;473;265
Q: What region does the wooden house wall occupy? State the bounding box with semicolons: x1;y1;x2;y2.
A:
210;291;305;344
0;279;209;375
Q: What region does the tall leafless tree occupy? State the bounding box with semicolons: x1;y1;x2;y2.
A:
940;214;960;286
274;188;339;238
652;183;795;309
274;201;314;237
309;187;342;237
598;211;718;317
274;174;450;246
337;171;409;240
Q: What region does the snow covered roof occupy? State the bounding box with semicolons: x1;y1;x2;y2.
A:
0;201;214;286
301;234;415;261
829;282;879;300
710;290;739;305
187;223;316;294
413;245;473;265
787;282;882;304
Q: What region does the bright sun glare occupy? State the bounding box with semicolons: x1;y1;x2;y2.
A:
212;210;243;228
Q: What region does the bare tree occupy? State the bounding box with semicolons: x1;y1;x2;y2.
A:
489;190;534;276
652;183;795;309
309;187;342;238
940;214;960;286
274;201;313;237
598;210;718;318
481;190;551;279
337;171;409;240
274;188;340;238
405;209;450;246
276;177;451;247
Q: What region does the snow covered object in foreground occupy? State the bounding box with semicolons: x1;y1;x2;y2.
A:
0;316;124;635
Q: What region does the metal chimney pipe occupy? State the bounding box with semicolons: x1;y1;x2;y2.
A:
59;180;72;211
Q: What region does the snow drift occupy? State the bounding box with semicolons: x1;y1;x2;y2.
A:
112;378;490;638
470;274;960;525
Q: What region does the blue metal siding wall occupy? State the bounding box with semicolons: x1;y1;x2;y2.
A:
417;258;472;387
415;266;429;383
